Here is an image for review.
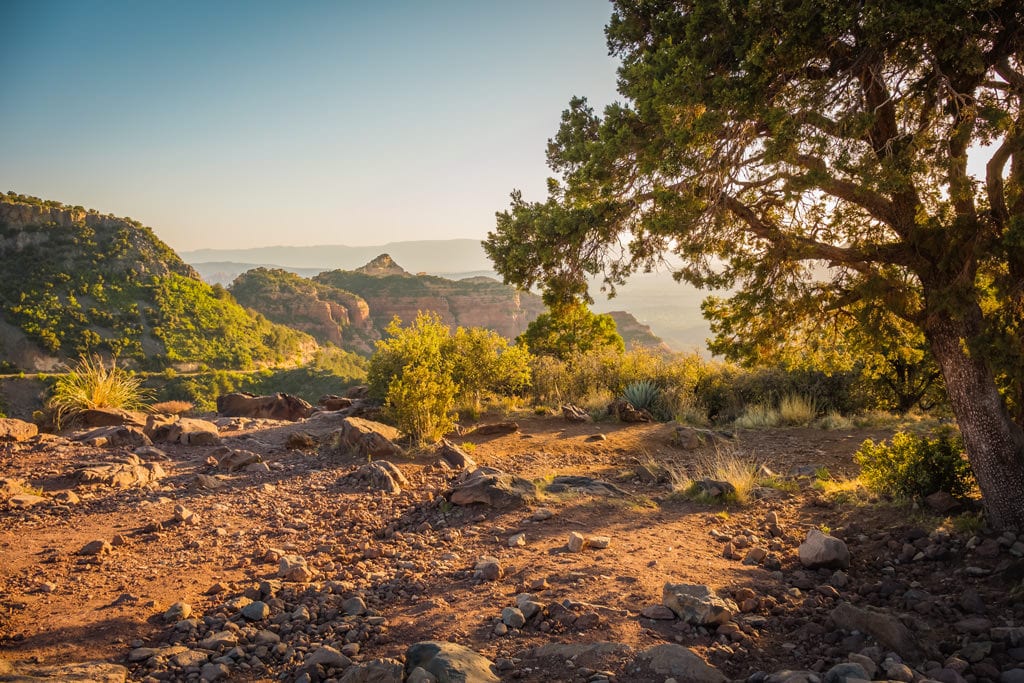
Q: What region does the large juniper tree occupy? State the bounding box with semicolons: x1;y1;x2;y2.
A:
485;0;1024;527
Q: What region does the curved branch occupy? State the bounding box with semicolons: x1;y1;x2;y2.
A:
792;154;902;227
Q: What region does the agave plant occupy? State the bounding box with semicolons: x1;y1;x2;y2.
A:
622;380;662;414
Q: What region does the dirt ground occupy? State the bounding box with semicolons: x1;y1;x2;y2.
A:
0;413;1020;682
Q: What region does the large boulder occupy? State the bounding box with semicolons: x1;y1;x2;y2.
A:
436;440;476;470
0;417;38;442
404;641;499;683
215;392;312;421
449;467;537;508
799;528;851;570
152;417;220;446
323;417;403;460
663;583;738;626
632;644;727;683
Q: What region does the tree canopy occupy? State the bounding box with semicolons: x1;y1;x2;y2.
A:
485;0;1024;528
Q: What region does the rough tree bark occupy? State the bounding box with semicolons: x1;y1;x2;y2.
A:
925;306;1024;530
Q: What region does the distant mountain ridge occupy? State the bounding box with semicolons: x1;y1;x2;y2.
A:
181;239;491;274
228;258;670;357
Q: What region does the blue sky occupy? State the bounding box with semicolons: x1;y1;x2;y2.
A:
0;1;619;251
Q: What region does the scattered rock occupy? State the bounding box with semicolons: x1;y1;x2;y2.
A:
0;660;128;682
215;448;262;472
78;539;112;556
0;417;38;442
663;583;738;626
324;417;403;460
350;460;409;495
830;601;925;662
449;467;536;508
404;641;499;683
545;475;628;497
164;601;192;621
799;528;851;570
471;421;519;436
75;425;151;448
567;532;586;552
693;479;736;499
562;404;591;422
608;399;653;423
285;431;317;449
278;555;315;582
75;459;165;489
9;493;47;508
436;440;476;470
339;658;404;683
508;532;526;548
632;643;727;683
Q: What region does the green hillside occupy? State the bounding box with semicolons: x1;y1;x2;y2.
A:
0;192;315;371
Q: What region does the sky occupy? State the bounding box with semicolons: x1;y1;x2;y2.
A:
0;1;620;251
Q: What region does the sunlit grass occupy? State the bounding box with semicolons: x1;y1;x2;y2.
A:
778;393;817;426
48;355;152;428
734;403;780;429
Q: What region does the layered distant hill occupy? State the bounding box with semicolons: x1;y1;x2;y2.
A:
227;256;669;356
0;193;316;371
191;252;714;353
181;240;490;275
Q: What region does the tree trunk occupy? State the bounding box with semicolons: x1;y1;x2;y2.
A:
925;311;1024;529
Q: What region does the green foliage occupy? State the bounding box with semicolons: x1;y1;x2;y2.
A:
385;362;457;445
151;348;367;411
855;428;976;500
622;380;661;414
482;0;1024;525
48;355;151;427
150;274;312;368
0;195;312;370
518;301;623;361
368;313;453;399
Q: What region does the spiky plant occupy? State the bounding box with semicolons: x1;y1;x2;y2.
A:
622;380;662;413
48;355;151;428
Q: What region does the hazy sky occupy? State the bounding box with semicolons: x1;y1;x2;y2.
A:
0;1;619;251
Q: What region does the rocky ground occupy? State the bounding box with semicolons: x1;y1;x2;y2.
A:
1;408;1023;683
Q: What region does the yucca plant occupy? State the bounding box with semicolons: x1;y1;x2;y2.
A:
622;380;662;413
48;355;151;428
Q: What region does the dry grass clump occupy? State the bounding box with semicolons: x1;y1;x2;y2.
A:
815;410;853;430
48;355;152;428
149;400;193;415
683;448;762;505
734;403;780;429
778;393;817;426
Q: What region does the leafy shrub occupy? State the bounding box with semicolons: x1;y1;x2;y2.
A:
385;363;457;444
48;355;151;427
854;428;975;499
778;393;818;426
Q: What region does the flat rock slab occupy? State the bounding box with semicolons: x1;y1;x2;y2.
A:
75;460;165;488
75;425;152;448
545;475;628;497
0;661;127;682
470;421;519;436
436;440;476;470
449;467;536;508
632;643;727;683
404;641;498;683
0;418;38;442
77;408;147;429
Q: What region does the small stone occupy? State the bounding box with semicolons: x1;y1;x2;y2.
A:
508;533;527;547
173;504;195;524
494;622;508;635
342;596;367;616
78;539;112;556
198;630;238;650
799;529;850;569
567;532;586;552
241;601;269;621
502;606;526;629
475;558;502;581
588;535;611;549
199;662;229;681
164;601;192;621
742;548;767;565
882;659;914;682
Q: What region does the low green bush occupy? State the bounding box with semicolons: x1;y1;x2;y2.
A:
854;427;975;499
